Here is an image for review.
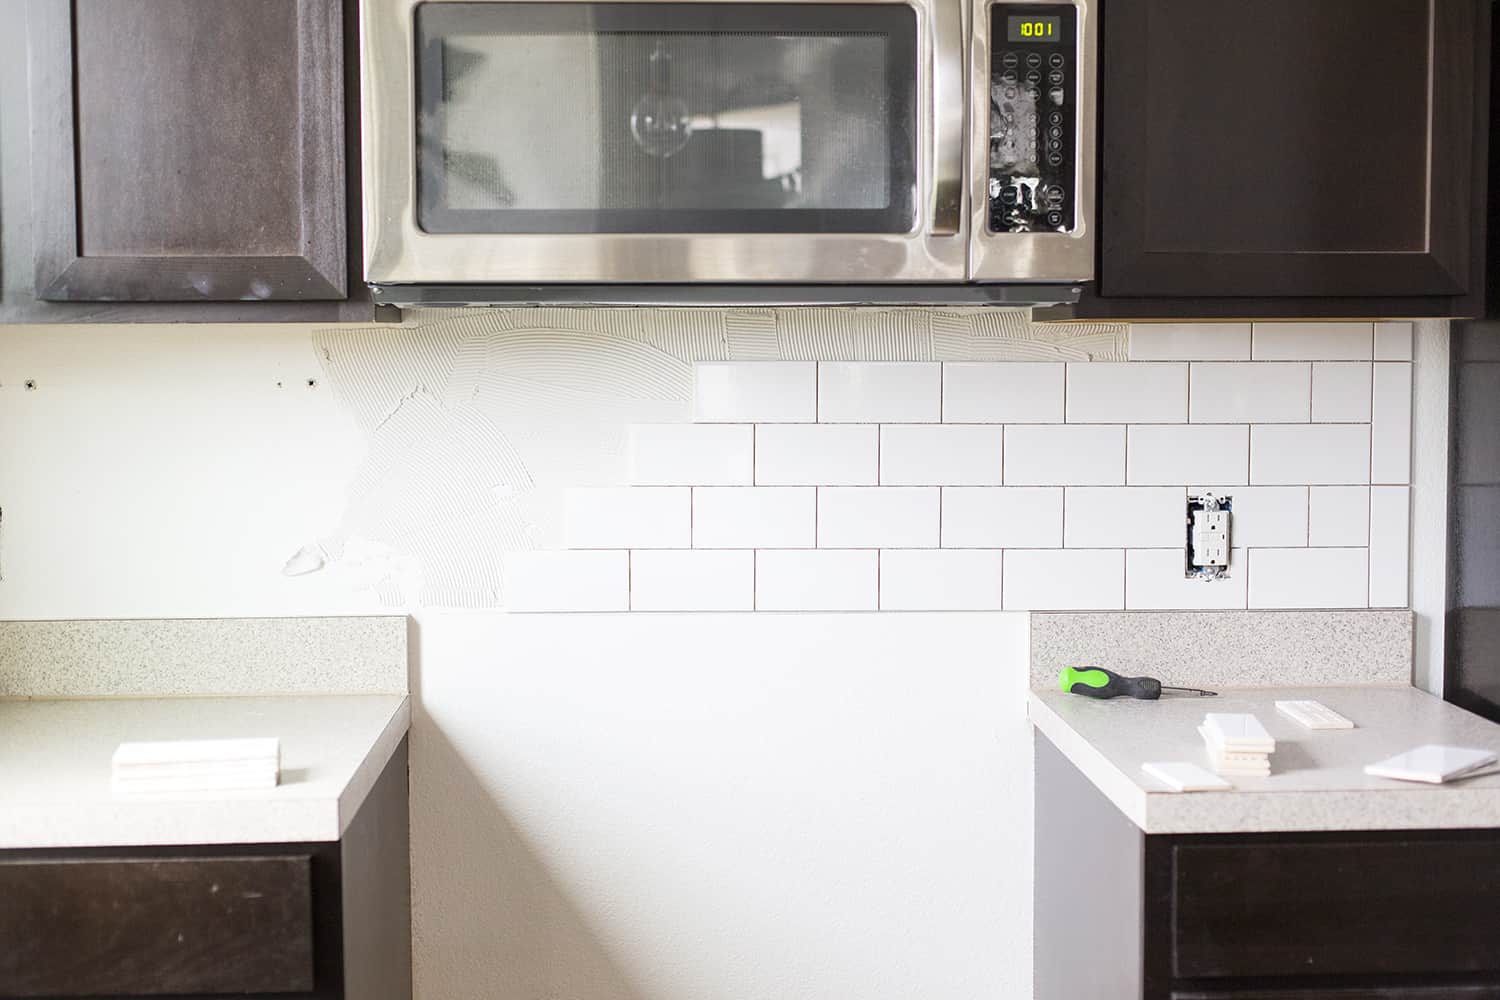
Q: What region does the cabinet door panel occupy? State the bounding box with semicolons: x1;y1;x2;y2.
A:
1100;0;1481;299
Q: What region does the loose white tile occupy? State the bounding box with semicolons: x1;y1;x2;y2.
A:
1250;425;1370;485
1248;548;1368;609
1064;487;1186;548
1003;549;1124;610
880;425;1004;485
755;550;878;611
1311;363;1372;422
694;362;816;423
880;550;1004;610
817;487;939;548
628;424;753;485
1128;426;1248;486
693;487;815;549
1190;363;1310;423
1369;486;1411;608
1372;363;1413;485
1252;323;1374;361
564;487;690;549
630;550;754;611
1005;425;1126;485
1125;549;1247;610
1065;363;1188;423
1375;321;1414;361
942;362;1065;423
1189;486;1308;547
755;425;878;486
1308;486;1370;547
503;550;630;612
819;362;941;423
1128;323;1252;361
941;487;1063;548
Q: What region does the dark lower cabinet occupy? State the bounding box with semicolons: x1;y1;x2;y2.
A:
1036;733;1500;1000
0;739;410;1000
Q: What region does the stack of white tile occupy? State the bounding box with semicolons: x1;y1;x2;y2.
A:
111;737;280;794
1199;713;1274;777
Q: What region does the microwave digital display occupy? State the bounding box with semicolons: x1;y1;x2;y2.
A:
1006;15;1060;41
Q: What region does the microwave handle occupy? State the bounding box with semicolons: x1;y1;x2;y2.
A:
929;0;965;236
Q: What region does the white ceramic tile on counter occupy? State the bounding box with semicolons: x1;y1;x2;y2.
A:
1372;363;1413;485
1249;548;1368;609
755;550;877;611
818;362;941;423
880;425;1003;485
1252;322;1374;361
1127;323;1251;361
1308;486;1370;547
692;487;815;549
942;362;1064;423
880;550;1003;610
755;424;878;485
627;424;752;485
1311;363;1372;422
1369;486;1411;608
503;550;630;612
1065;363;1187;423
1124;549;1247;610
564;487;690;549
1189;363;1309;423
1005;425;1125;485
630;550;754;611
1190;485;1308;547
941;487;1063;548
1250;425;1370;485
817;487;939;548
1374;321;1415;361
1003;549;1124;610
694;362;816;423
1128;425;1248;485
1064;487;1185;548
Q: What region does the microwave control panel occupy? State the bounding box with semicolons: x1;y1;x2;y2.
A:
988;3;1078;234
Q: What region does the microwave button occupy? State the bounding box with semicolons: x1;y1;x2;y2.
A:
1001;51;1019;67
1046;211;1064;228
1049;87;1066;106
1048;69;1065;86
1044;184;1066;202
1048;111;1063;126
1049;53;1065;69
1000;186;1020;206
1048;125;1063;140
1001;68;1018;83
1026;52;1042;68
1004;86;1019;100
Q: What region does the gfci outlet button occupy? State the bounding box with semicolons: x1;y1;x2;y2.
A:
1186;494;1232;579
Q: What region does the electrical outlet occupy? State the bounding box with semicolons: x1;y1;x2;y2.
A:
1186;494;1232;579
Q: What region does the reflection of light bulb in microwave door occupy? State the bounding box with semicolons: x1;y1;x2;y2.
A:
630;40;691;158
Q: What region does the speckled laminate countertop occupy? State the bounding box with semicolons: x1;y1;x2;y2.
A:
1031;686;1500;834
0;694;409;849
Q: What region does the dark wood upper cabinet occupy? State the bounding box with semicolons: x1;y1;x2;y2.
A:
1082;0;1490;318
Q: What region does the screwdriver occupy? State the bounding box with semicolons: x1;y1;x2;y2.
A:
1059;666;1218;700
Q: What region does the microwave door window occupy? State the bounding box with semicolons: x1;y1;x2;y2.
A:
414;3;918;235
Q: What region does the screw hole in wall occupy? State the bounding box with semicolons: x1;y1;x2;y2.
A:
306;379;318;389
23;380;36;391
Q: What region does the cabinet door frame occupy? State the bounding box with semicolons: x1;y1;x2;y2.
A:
27;0;347;302
1100;0;1483;300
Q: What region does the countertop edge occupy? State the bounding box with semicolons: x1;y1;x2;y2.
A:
1027;692;1148;830
337;696;412;839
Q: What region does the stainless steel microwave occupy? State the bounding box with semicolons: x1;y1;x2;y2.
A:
360;0;1096;306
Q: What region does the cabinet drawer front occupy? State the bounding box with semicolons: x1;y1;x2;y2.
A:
0;854;314;996
1171;838;1500;979
1173;988;1500;1000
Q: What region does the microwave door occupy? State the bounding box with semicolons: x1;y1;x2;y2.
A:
361;0;968;286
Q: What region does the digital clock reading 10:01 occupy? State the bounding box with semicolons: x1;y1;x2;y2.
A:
1006;15;1060;41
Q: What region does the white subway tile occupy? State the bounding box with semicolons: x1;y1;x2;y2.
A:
564;487;690;549
1372;363;1413;485
819;362;941;423
1005;425;1126;485
942;362;1065;423
1369;486;1411;608
881;550;1004;610
693;487;815;549
942;487;1063;548
1251;323;1374;361
628;424;753;486
1125;549;1247;610
630;550;754;611
694;362;816;422
1308;486;1370;547
880;425;1004;486
1189;486;1308;547
1065;363;1188;423
1064;487;1186;548
1128;323;1251;361
1375;321;1414;361
503;550;630;612
756;550;878;611
818;487;939;548
1128;426;1248;486
1248;548;1368;609
1250;425;1370;485
1311;363;1372;423
1190;363;1310;423
755;424;878;486
1003;549;1124;610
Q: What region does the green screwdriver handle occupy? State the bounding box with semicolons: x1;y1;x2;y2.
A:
1059;666;1163;700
